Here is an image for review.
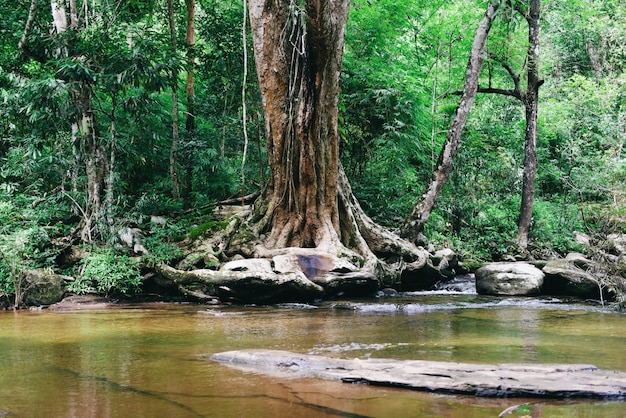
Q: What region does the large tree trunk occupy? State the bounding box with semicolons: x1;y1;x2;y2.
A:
233;0;424;274
79;86;105;242
248;0;347;249
400;1;500;242
517;0;542;249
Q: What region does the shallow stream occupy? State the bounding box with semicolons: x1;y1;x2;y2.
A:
1;291;625;417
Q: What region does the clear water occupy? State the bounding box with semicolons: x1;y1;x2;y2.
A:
0;294;624;417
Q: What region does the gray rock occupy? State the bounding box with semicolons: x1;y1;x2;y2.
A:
210;349;626;400
400;259;442;291
312;271;379;298
157;263;324;304
574;231;590;246
432;248;459;277
221;259;273;273
475;262;544;296
607;234;626;256
150;215;167;225
117;227;147;255
22;268;71;306
542;259;600;298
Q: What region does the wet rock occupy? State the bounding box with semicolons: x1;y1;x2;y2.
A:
210;349;626;400
475;262;544;296
312;271;379;298
22;268;72;306
376;287;400;297
272;252;379;298
48;295;116;311
433;274;476;293
542;259;600;298
156;263;324;304
400;259;442;291
431;248;458;277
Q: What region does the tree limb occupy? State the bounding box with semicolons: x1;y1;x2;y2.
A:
18;0;38;52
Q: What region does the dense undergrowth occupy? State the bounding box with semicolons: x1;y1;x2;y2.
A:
1;0;625;306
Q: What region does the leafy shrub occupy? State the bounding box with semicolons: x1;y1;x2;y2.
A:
69;248;142;297
141;219;186;266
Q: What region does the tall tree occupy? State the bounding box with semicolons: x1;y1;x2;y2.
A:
400;0;500;242
515;0;542;249
236;0;424;278
185;0;196;133
51;0;106;242
167;0;181;199
468;0;543;249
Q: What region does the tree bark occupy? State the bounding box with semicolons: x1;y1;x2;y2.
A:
167;0;181;200
157;0;429;299
18;0;38;52
248;0;347;249
185;0;196;133
50;0;105;242
516;0;542;250
440;2;544;250
400;1;500;242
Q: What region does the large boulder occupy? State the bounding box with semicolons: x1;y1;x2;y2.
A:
157;261;324;304
431;248;458;277
22;268;71;306
542;259;600;298
400;259;442;291
607;234;626;259
156;248;383;304
311;272;379;298
475;262;544;296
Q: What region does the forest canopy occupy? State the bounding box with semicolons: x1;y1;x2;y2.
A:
0;0;624;306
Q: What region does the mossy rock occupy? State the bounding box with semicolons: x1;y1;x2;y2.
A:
188;220;229;241
22;269;71;306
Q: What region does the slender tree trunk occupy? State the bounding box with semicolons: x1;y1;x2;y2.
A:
18;0;38;52
185;0;195;133
241;0;249;202
50;0;67;34
79;85;104;242
400;1;500;242
517;0;542;249
167;0;180;199
105;97;117;230
51;0;104;242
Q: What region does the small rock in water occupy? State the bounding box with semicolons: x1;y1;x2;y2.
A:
376;288;399;297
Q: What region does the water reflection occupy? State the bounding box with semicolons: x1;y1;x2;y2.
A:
0;296;624;417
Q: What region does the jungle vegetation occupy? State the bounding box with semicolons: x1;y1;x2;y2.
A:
0;0;624;304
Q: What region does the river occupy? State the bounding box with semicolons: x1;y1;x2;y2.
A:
1;291;625;417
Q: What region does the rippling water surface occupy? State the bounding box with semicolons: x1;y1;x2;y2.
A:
0;292;624;417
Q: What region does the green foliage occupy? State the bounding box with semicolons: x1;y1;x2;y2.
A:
188;219;229;241
141;218;186;267
69;248;142;297
0;188;66;306
0;0;624;293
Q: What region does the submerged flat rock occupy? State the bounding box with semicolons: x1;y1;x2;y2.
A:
209;349;626;400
